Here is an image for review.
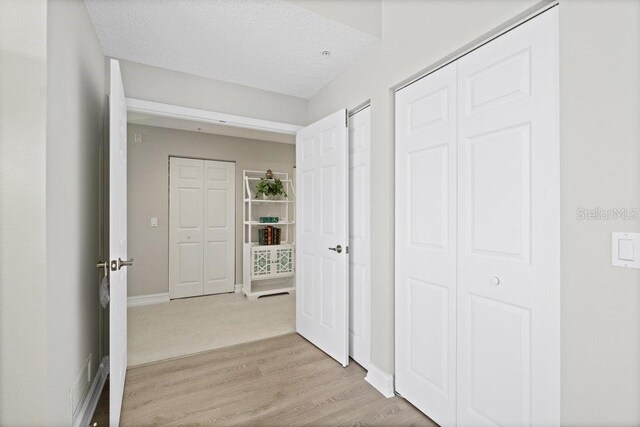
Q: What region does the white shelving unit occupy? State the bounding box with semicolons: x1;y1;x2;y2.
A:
242;170;295;299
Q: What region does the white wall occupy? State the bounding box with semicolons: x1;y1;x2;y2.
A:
559;1;640;424
1;1;105;423
46;0;105;424
0;0;48;424
308;1;640;425
308;0;540;379
127;124;296;297
120;60;309;126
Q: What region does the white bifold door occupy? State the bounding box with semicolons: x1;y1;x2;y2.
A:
108;58;131;426
296;109;350;366
396;8;559;427
395;61;459;426
169;157;236;299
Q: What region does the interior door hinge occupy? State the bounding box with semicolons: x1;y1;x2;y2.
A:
346;246;349;254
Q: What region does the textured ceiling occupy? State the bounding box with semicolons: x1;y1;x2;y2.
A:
84;0;380;99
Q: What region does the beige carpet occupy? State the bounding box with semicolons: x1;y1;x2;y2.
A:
127;292;295;367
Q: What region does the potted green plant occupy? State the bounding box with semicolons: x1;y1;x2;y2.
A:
255;177;287;199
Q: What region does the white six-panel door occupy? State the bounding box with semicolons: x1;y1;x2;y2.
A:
348;106;371;369
296;109;350;366
456;9;559;427
109;58;128;427
170;157;205;299
395;62;458;427
203;161;236;294
169;158;235;299
395;8;559;427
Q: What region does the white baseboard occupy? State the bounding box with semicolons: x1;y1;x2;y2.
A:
128;292;170;307
235;283;243;293
365;362;395;398
73;356;109;427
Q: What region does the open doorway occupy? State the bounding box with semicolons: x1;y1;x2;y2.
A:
125;114;298;367
105;62;372;419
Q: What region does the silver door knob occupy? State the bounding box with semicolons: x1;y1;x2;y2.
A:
116;257;134;270
96;261;109;277
328;245;342;254
490;276;500;286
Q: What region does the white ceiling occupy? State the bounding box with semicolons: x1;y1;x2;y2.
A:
84;0;380;99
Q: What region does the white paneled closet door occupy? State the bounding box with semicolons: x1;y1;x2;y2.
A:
456;9;559;427
169;157;205;299
203;160;236;295
170;158;236;299
395;62;458;427
395;7;559;427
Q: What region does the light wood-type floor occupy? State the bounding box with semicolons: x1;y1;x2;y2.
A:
120;333;437;426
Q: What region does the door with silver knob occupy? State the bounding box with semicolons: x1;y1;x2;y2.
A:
296;109;350;367
108;58;128;426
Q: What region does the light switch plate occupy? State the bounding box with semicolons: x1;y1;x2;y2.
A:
612;232;640;269
150;217;158;227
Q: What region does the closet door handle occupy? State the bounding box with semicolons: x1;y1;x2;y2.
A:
328;245;342;254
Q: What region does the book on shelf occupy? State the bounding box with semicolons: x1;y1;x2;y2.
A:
258;225;281;245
